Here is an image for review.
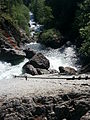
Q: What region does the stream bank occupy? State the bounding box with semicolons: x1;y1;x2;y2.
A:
0;74;90;120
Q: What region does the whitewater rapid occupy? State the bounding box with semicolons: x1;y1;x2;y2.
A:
0;42;80;80
25;42;80;71
0;12;81;80
0;59;28;80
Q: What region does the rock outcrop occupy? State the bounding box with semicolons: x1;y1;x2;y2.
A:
23;53;50;75
0;92;90;120
23;64;38;75
0;48;25;64
29;53;50;70
0;18;31;64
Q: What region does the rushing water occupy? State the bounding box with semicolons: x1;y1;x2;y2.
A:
0;12;81;80
0;59;28;80
0;42;80;80
25;42;80;71
29;12;43;36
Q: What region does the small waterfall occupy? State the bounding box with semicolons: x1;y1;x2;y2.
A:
0;12;81;80
29;12;43;36
25;42;81;71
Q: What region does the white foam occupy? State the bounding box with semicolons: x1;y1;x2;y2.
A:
0;59;28;80
25;42;80;71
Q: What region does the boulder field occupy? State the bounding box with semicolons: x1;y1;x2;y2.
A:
0;92;90;120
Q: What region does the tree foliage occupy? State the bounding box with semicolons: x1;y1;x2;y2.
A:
0;0;30;35
74;0;90;58
30;0;54;27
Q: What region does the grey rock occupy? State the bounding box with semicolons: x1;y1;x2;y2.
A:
0;48;25;65
23;64;38;75
59;66;77;75
49;69;58;74
37;68;50;75
23;48;36;59
29;53;50;70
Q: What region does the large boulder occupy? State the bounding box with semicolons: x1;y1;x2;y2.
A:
23;64;38;75
59;66;77;75
23;63;50;75
29;53;50;70
64;67;77;75
0;48;25;65
23;48;36;59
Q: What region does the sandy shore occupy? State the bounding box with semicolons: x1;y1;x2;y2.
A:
0;73;90;101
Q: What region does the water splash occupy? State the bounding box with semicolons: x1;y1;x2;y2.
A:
0;59;28;80
25;42;81;71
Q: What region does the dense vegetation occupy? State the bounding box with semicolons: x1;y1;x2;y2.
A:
0;0;90;64
30;0;90;64
0;0;30;35
74;0;90;63
30;0;54;27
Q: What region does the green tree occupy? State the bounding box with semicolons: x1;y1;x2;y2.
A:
30;0;53;27
74;0;90;63
0;0;30;35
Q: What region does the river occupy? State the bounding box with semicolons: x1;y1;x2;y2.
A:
0;12;81;80
0;42;81;80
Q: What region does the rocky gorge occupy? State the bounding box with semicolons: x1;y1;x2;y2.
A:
0;12;90;120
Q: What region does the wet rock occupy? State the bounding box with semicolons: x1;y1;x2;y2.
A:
37;68;50;75
23;48;36;59
23;64;38;75
64;67;77;75
49;69;58;74
29;53;50;70
0;48;25;65
59;66;77;75
59;66;65;73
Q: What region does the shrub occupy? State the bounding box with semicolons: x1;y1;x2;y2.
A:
11;4;30;35
38;28;61;46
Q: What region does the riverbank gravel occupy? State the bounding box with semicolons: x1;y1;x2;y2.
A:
0;74;90;101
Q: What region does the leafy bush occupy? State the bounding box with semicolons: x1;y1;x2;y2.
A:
39;28;61;44
74;0;90;58
11;4;29;35
1;0;30;35
79;23;90;57
30;0;54;28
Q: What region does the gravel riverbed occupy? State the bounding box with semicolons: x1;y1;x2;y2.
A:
0;74;90;120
